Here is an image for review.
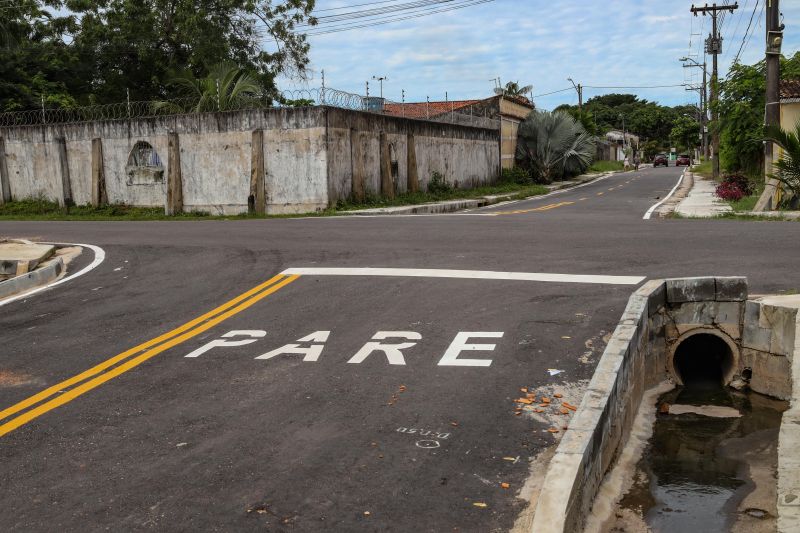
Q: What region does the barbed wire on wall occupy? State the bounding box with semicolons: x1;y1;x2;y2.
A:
0;87;499;129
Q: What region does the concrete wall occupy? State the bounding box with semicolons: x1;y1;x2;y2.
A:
325;107;500;204
0;106;500;214
529;276;800;533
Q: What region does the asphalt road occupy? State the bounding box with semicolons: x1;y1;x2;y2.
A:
1;165;798;532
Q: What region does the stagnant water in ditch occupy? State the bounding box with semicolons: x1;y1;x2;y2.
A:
617;384;788;532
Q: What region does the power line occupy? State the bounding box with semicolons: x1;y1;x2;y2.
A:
583;84;688;89
731;0;760;65
304;0;455;26
314;0;422;13
532;87;573;98
291;0;496;36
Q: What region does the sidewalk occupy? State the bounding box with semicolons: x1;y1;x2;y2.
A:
345;172;617;216
675;174;732;217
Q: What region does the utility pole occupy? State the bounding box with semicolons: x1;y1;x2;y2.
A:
372;76;387;99
764;0;784;183
691;2;738;180
681;57;709;159
567;77;583;113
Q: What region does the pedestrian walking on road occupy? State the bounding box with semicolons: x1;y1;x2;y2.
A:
633;154;640;170
623;155;630;171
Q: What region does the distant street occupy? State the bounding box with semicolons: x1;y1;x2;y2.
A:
1;165;799;531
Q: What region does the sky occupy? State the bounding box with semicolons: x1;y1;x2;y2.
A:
276;0;800;110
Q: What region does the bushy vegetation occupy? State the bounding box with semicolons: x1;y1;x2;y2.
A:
587;160;624;173
717;52;800;175
427;171;453;194
715;174;755;202
500;166;533;184
764;121;800;208
515;110;595;184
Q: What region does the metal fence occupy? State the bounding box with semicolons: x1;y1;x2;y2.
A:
0;87;499;129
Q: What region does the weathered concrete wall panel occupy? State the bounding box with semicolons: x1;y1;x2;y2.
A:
1;106;499;212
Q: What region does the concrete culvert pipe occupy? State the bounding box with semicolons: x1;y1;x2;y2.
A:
671;332;737;386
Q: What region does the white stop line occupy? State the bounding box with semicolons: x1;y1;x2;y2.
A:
281;267;644;285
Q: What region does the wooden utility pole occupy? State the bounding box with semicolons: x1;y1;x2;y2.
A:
166;132;183;215
764;0;782;181
691;2;738;180
91;138;108;207
0;137;11;204
249;129;266;215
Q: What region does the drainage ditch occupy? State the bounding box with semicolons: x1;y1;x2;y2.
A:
616;333;788;532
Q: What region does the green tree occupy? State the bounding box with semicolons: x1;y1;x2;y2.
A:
716;51;800;175
0;0;317;110
495;81;533;98
153;62;261;113
516;110;596;184
669;115;701;151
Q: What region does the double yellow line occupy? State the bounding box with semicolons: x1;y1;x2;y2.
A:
491;201;575;216
0;273;299;438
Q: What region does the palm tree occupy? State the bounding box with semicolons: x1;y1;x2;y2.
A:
516;110;596;184
153;62;262;114
495;81;533;98
764;121;800;207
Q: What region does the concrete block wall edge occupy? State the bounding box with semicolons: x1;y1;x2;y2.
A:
529;280;668;533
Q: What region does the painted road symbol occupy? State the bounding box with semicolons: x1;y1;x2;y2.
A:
184;330;505;367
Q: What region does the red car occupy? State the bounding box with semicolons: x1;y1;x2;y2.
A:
676;154;691;166
653;154;669;167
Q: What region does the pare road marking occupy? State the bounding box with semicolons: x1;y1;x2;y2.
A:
184;330;504;368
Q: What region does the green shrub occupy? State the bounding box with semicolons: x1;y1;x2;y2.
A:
427;171;452;194
500;166;532;184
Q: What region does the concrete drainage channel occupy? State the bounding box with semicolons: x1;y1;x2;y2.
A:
529;276;800;533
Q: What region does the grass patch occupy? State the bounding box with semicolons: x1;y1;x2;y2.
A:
0;199;296;221
692;160;713;179
587;160;624;173
0;181;551;220
334;182;549;211
726;181;764;212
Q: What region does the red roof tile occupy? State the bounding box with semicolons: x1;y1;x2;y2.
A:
383;100;481;119
780;79;800;99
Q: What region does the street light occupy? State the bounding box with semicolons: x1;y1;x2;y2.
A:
679;57;708;159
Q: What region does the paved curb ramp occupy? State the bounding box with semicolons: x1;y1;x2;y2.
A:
529;276;800;532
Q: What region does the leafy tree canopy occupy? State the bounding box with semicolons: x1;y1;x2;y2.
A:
717;51;800;175
556;93;701;152
0;0;316;111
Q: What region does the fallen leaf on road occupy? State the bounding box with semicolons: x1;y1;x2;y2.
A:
451;421;459;427
500;482;510;489
562;402;577;411
547;369;564;376
364;511;371;516
547;428;559;433
559;407;569;415
541;397;551;404
516;398;533;404
473;502;488;508
554;393;563;398
515;412;521;416
534;408;544;413
520;387;528;393
502;456;516;461
561;336;571;339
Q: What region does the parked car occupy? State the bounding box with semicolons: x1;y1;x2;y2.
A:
653;154;669;167
676;154;691;166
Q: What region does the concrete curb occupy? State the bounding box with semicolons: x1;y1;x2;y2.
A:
344;172;613;216
0;256;64;300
